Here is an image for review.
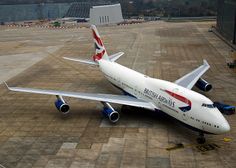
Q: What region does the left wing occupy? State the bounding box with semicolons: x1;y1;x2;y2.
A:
4;82;156;110
175;60;210;89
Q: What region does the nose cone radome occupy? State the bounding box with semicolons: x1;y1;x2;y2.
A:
221;120;230;133
212;109;231;134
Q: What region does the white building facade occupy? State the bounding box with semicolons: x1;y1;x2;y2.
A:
90;4;123;25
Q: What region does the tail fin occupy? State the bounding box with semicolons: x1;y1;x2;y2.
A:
91;25;109;61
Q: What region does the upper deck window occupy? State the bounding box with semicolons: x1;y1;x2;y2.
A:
202;103;215;108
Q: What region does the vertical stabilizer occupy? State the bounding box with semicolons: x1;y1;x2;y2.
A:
91;25;109;61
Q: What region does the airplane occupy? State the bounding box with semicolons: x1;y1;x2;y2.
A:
4;25;230;144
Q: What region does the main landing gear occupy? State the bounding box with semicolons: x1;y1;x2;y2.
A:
197;132;206;144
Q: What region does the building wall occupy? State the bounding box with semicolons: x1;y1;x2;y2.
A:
0;3;71;23
217;0;236;44
90;4;123;25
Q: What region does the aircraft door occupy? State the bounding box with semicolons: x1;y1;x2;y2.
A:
134;85;138;96
117;77;121;88
182;113;189;121
201;125;205;131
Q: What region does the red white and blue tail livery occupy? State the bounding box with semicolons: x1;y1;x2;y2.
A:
4;25;230;144
91;25;109;61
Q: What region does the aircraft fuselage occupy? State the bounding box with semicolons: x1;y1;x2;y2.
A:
99;59;230;135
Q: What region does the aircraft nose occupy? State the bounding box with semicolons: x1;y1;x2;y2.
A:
221;120;230;133
213;108;231;134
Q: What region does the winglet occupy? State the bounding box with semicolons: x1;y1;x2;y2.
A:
203;59;210;67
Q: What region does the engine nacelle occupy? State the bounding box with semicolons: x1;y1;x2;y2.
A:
54;96;70;114
195;78;212;92
102;102;120;123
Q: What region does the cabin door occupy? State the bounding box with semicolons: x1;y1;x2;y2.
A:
182;113;188;121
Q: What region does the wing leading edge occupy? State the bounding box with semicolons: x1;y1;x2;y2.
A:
4;82;156;110
175;60;210;89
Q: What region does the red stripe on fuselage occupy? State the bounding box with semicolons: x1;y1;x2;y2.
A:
165;90;192;106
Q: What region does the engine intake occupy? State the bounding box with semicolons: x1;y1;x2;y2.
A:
195;78;212;92
102;102;120;123
54;96;70;114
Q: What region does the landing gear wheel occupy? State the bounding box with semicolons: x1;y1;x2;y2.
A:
121;105;127;113
197;137;206;144
121;105;132;113
197;132;206;144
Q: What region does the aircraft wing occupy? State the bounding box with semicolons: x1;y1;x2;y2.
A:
4;82;156;110
175;60;210;89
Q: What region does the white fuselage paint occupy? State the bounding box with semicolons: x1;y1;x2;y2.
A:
99;59;230;134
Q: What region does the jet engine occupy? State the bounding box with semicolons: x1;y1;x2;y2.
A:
102;102;120;123
54;96;70;114
195;78;212;92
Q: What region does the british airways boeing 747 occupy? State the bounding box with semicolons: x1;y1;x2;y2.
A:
4;25;230;144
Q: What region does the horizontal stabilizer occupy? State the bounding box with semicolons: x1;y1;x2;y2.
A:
109;52;124;62
63;57;98;65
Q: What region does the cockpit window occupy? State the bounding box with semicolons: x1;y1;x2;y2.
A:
202;103;215;108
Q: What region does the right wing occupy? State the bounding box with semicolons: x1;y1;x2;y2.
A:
4;82;156;110
63;57;98;65
175;60;210;89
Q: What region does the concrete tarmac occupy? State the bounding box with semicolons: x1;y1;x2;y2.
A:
0;21;235;168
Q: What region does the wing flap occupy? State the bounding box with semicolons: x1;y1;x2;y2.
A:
175;60;210;89
5;84;156;110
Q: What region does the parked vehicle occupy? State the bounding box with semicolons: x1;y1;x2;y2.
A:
214;102;235;115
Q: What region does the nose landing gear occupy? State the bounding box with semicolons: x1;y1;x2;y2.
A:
197;132;206;144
